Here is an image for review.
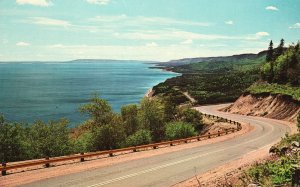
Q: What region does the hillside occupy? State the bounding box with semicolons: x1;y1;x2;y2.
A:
153;51;265;105
224;41;300;122
159;51;267;67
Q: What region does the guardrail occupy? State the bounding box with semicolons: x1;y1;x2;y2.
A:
0;113;242;176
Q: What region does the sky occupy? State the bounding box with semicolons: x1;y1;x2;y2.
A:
0;0;300;62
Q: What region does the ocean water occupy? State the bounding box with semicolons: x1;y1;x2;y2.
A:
0;61;178;126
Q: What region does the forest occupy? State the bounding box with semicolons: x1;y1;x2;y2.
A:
153;40;300;105
0;96;203;162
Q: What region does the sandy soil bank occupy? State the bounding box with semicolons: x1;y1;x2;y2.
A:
222;93;300;123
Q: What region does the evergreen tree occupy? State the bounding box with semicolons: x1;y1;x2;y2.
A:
275;38;285;59
266;40;274;62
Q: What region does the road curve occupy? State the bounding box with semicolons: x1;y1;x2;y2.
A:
22;104;291;187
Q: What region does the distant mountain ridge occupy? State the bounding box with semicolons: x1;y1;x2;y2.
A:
160;50;267;67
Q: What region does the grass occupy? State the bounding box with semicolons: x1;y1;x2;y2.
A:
247;83;300;101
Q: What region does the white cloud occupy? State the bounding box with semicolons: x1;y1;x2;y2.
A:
289;23;300;29
146;42;158;47
86;0;110;5
16;42;30;46
49;44;65;48
244;32;270;40
27;17;71;27
89;15;212;27
225;20;234;25
114;30;239;41
265;6;279;11
181;39;193;44
113;30;271;42
16;0;52;7
41;43;267;62
255;32;269;37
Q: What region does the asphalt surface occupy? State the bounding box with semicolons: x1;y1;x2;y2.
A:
23;104;291;187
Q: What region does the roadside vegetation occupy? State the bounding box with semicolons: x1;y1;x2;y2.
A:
0;95;204;163
235;41;300;186
247;83;300;101
238;113;300;186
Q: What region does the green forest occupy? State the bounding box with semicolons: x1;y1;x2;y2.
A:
0;96;204;163
153;40;300;104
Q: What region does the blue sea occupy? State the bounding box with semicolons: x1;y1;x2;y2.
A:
0;61;177;126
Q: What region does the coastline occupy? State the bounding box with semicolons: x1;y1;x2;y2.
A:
145;88;155;98
145;64;179;98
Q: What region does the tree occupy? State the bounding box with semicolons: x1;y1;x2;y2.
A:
264;40;275;82
266;40;274;62
274;38;285;59
121;104;139;136
72;131;92;153
163;96;177;122
176;107;204;131
88;114;125;151
138;98;166;142
0;120;30;162
125;130;152;147
28;119;72;158
165;122;196;140
80;94;114;126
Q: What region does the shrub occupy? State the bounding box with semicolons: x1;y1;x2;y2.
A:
28;119;73;158
177;107;204;131
121;104;139;136
248;157;295;185
72;131;93;153
165;122;197;140
138;98;166;142
88;115;126;151
80;94;114;126
125;130;152;147
0;120;31;162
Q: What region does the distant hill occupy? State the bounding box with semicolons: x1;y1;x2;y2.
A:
159;50;267;67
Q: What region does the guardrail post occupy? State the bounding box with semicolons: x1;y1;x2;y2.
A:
153;146;157;149
1;162;6;176
197;136;200;141
170;143;174;146
208;133;211;139
133;148;137;152
218;130;220;136
109;153;113;157
45;157;50;168
80;153;84;162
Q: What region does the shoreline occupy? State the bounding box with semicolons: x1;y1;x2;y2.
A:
145;88;155;98
145;64;179;98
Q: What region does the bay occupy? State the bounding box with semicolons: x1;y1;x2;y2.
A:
0;61;177;127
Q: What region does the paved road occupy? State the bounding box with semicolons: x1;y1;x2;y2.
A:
23;104;291;187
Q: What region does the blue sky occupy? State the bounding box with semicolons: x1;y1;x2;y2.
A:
0;0;300;61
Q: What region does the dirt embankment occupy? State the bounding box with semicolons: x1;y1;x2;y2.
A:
222;93;300;123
